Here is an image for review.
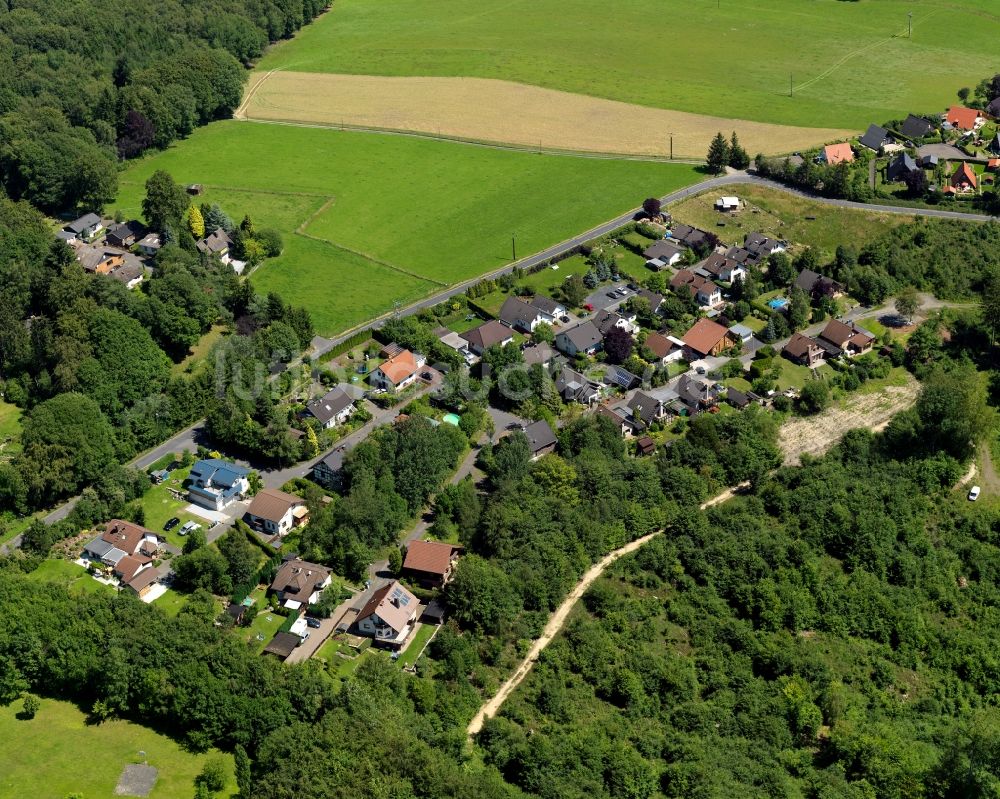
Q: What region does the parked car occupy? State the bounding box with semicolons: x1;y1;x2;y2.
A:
560;315;570;323
163;517;180;531
179;521;201;536
306;616;322;629
607;291;618;299
969;485;982;501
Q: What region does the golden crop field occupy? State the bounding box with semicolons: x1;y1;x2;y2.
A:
237;72;854;159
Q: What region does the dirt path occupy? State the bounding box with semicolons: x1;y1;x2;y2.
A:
465;483;747;738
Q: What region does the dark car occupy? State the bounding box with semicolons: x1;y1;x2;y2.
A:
163;517;180;531
560;314;570;323
305;617;322;629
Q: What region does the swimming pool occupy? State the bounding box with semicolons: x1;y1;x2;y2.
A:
442;413;461;426
768;297;790;310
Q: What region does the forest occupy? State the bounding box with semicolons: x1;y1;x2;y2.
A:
0;0;327;211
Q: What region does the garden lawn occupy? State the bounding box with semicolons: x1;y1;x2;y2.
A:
152;588;189;617
116;122;702;336
255;0;1000;130
171;324;229;377
398;623;436;668
775;359;833;391
138;467;205;547
0;697;234;799
27;559;114;596
0;399;20;447
246;607;285;654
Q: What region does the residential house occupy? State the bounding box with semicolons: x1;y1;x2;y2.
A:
988;97;1000;119
596;404;636;438
744;231;787;259
669;223;714;252
460;319;514;356
65;212;104;241
899;114;936;140
196;227;234;258
635;288;665;314
681;318;738;359
304;387;355;429
675;373;719;411
643;331;685;365
728;323;755;346
988;157;1000;173
715;196;740;211
113;555;154;585
555;365;602;404
859;124;892;152
105;221;145;249
555;320;603;357
726;386;752;410
628;391;669;430
605;365;640;391
83;519;163;570
402;540;461;588
356;580;419;648
499;296;545;332
593;308;636;337
110;261;145;290
123;568;160;599
699;253;746;283
245;488;309;536
528;295;566;321
950;162;978;193
990;132;1000;155
270;557;332;610
782;332;825;367
635;436;657;456
312;450;343;489
795;269;844;299
886;152;920;183
919;154;940;169
262;632;301;659
137;233;162;257
436;328;475;364
186;458;250;511
524;419;558;460
945;105;985;131
643;239;685;269
523;342;558;369
821;143;854;165
818;319;875;357
77;245;125;275
670;269;722;307
371;349;424;392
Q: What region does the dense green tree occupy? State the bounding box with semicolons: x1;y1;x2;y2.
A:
142;170;190;234
706;132;730;174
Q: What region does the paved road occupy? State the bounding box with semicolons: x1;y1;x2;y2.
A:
311;171;996;357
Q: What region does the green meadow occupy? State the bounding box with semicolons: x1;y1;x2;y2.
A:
258;0;1000;130
116;121;702;335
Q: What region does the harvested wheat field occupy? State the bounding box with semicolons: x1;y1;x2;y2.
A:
779;377;920;466
237;72;854;159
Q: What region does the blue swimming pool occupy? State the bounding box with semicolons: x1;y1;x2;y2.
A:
768;297;790;310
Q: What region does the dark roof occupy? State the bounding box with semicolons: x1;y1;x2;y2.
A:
196;228;233;255
499;296;542;329
887;152;919;182
606;366;639;390
66;213;102;233
262;632;300;659
555;366;600;403
726;386;750;408
460;319;513;350
859;124;890;151
636;288;664;309
990;132;1000;154
643;239;685;260
523;342;556;367
306;387;354;424
676;374;714;407
593;309;628;336
557;320;602;352
524;420;557;454
899;114;935;140
794;269;822;292
529;295;563;316
628;391;661;425
744;232;784;257
109;262;144;285
783;332;821;360
987;97;1000;117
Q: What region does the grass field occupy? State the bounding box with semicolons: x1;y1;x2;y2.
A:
255;0;1000;130
171;324;229;376
669;185;909;258
0;697;234;799
0;399;21;460
27;558;114;596
116;122;702;336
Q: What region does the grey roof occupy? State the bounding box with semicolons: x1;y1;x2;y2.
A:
77;245;124;272
990;132;1000;154
56;230;77;242
727;387;750;408
306;387;354;424
859;124;891;151
197;228;233;255
84;537;114;558
986;97;1000;118
524;420;557;454
499;296;543;330
636;288;664;309
593;309;628;336
606;366;639;390
643;239;685;260
887;152;919;182
627;391;661;425
794;269;823;293
523;342;556;367
899;114;935;140
555;366;600;403
110;262;144;285
744;232;784;256
728;323;754;340
460;319;513;351
66;213;101;233
529;295;563;316
557;320;602;353
676;374;714;408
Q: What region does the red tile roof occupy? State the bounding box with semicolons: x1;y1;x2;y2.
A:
377;350;419;386
951;162;977;189
682;318;731;356
823;143;854;165
946;105;981;131
403;540;458;577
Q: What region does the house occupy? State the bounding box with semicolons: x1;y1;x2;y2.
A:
945;105;985;131
635;288;665;314
263;632;302;659
109;261;145;290
83;519;163;570
899;114;936;140
113;554;153;584
636;436;657;456
782;332;825;367
460;319;514;356
681;318;737;359
950;162;978;192
124;568;160;599
919;154;939;169
669;223;714;252
528;295;566;321
628;391;669;429
643;331;685;364
821;143;854;165
728;323;755;345
726;387;752;410
555;365;602;404
245;488;309;536
795;269;844;299
523;342;558;369
886;152;920;183
65;212;104;241
643;239;685;269
312;450;343;489
699;253;746;283
499;296;545;332
402;539;461;588
859;124;892;152
436;329;475;364
988;158;1000;173
356;580;419;648
371;349;424;392
593;308;636;337
305;387;355;429
605;365;640;391
270;557;332;609
555;321;603;357
714;196;740;211
186;458;250;511
670;269;722;307
988;97;1000;118
137;233;162;257
105;221;145;249
675;373;719;411
596;404;636;438
524;419;558;460
818;319;875;357
196;228;233;258
77;245;125;275
744;232;786;259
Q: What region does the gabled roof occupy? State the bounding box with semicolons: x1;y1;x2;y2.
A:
899;114;935;140
499;296;543;329
270;558;331;600
819;319;874;349
670;269;718;299
247;488;304;524
783;332;822;359
628;391;662;425
460;319;513;351
306;387;354;424
823;142;854;165
557;320;603;352
987;97;1000;118
196;227;233;255
523;342;556;367
529;295;563;316
102;519;157;555
126;568;159;593
636;288;664;310
700;253;742;278
643;331;682;360
524;420;558;454
593;309;628;336
859;124;890;151
605;366;639;390
110;262;144;286
358;580;417;633
887;152;919;181
676;373;714;406
189;458;250;487
946;105;981;131
376;350;419;385
555;366;600;403
404;540;458;577
744;231;785;257
66;213;102;233
643;239;685;261
77;245;124;272
990;132;1000;155
951;162;977;189
682;318;731;356
669;223;712;249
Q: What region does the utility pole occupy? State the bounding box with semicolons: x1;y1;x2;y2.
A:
511;234;517;262
668;133;674;160
908;12;913;38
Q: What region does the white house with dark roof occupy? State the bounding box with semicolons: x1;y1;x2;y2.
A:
305;387;355;429
555;320;603;357
499;296;545;332
528;295;566;321
65;213;104;241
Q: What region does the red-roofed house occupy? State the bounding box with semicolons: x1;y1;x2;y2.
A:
945;105;985;131
402;539;461;588
822;143;854;165
371;350;425;392
682;318;738;359
951;162;978;193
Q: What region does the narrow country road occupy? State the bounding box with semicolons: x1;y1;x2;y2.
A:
466;481;750;738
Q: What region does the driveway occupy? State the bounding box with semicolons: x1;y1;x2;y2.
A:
582;282;633;313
